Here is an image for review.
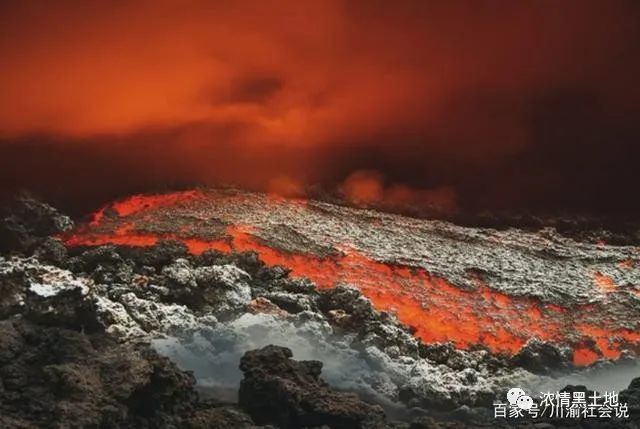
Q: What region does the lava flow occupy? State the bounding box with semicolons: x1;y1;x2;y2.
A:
62;189;640;366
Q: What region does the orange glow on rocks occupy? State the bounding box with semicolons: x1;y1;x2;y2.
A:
65;223;159;247
593;272;617;292
182;238;232;255
576;324;640;360
573;348;600;366
90;190;202;224
619;259;636;269
223;236;561;354
62;191;640;367
111;190;202;217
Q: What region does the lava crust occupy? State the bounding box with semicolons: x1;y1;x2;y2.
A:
63;188;640;366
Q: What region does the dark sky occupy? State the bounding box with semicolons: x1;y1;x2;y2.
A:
1;0;639;217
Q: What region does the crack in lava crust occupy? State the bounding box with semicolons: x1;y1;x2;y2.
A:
62;189;640;366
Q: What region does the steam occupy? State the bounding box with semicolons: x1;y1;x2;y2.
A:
152;313;414;418
528;359;640;394
152;311;640;418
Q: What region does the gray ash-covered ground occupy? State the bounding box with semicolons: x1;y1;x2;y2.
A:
63;188;640;364
0;192;639;428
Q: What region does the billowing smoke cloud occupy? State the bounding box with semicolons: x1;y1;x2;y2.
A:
341;170;457;215
0;1;639;216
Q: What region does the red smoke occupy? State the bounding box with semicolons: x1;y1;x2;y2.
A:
341;170;457;214
0;1;639;216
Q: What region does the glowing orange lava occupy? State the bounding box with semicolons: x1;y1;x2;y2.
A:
65;223;159;247
593;272;617;292
62;192;640;366
90;190;202;225
573;348;600;366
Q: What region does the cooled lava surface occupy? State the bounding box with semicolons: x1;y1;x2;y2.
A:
63;188;640;366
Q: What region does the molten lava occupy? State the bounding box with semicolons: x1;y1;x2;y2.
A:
90;190;202;225
62;190;640;367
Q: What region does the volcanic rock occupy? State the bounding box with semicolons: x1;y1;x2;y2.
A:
238;344;387;428
0;318;260;428
62;188;640;370
318;285;378;325
0;193;73;254
0;255;262;428
0;256;99;331
3;192;640;428
158;258;253;315
194;263;253;312
260;291;315;313
620;377;640;419
0;251;551;418
32;237;68;266
120;239;190;268
511;339;572;375
247;296;289;317
185;403;262;429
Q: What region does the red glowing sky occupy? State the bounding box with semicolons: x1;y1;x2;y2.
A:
1;1;639;215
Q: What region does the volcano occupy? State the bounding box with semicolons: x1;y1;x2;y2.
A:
63;188;640;367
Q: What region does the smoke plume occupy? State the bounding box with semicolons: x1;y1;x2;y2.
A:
1;1;639;217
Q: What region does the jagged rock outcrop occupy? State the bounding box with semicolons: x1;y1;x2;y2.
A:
511;340;573;375
0;194;73;254
0;318;260;429
238;345;387;429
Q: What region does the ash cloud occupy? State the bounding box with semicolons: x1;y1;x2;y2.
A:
0;1;639;217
